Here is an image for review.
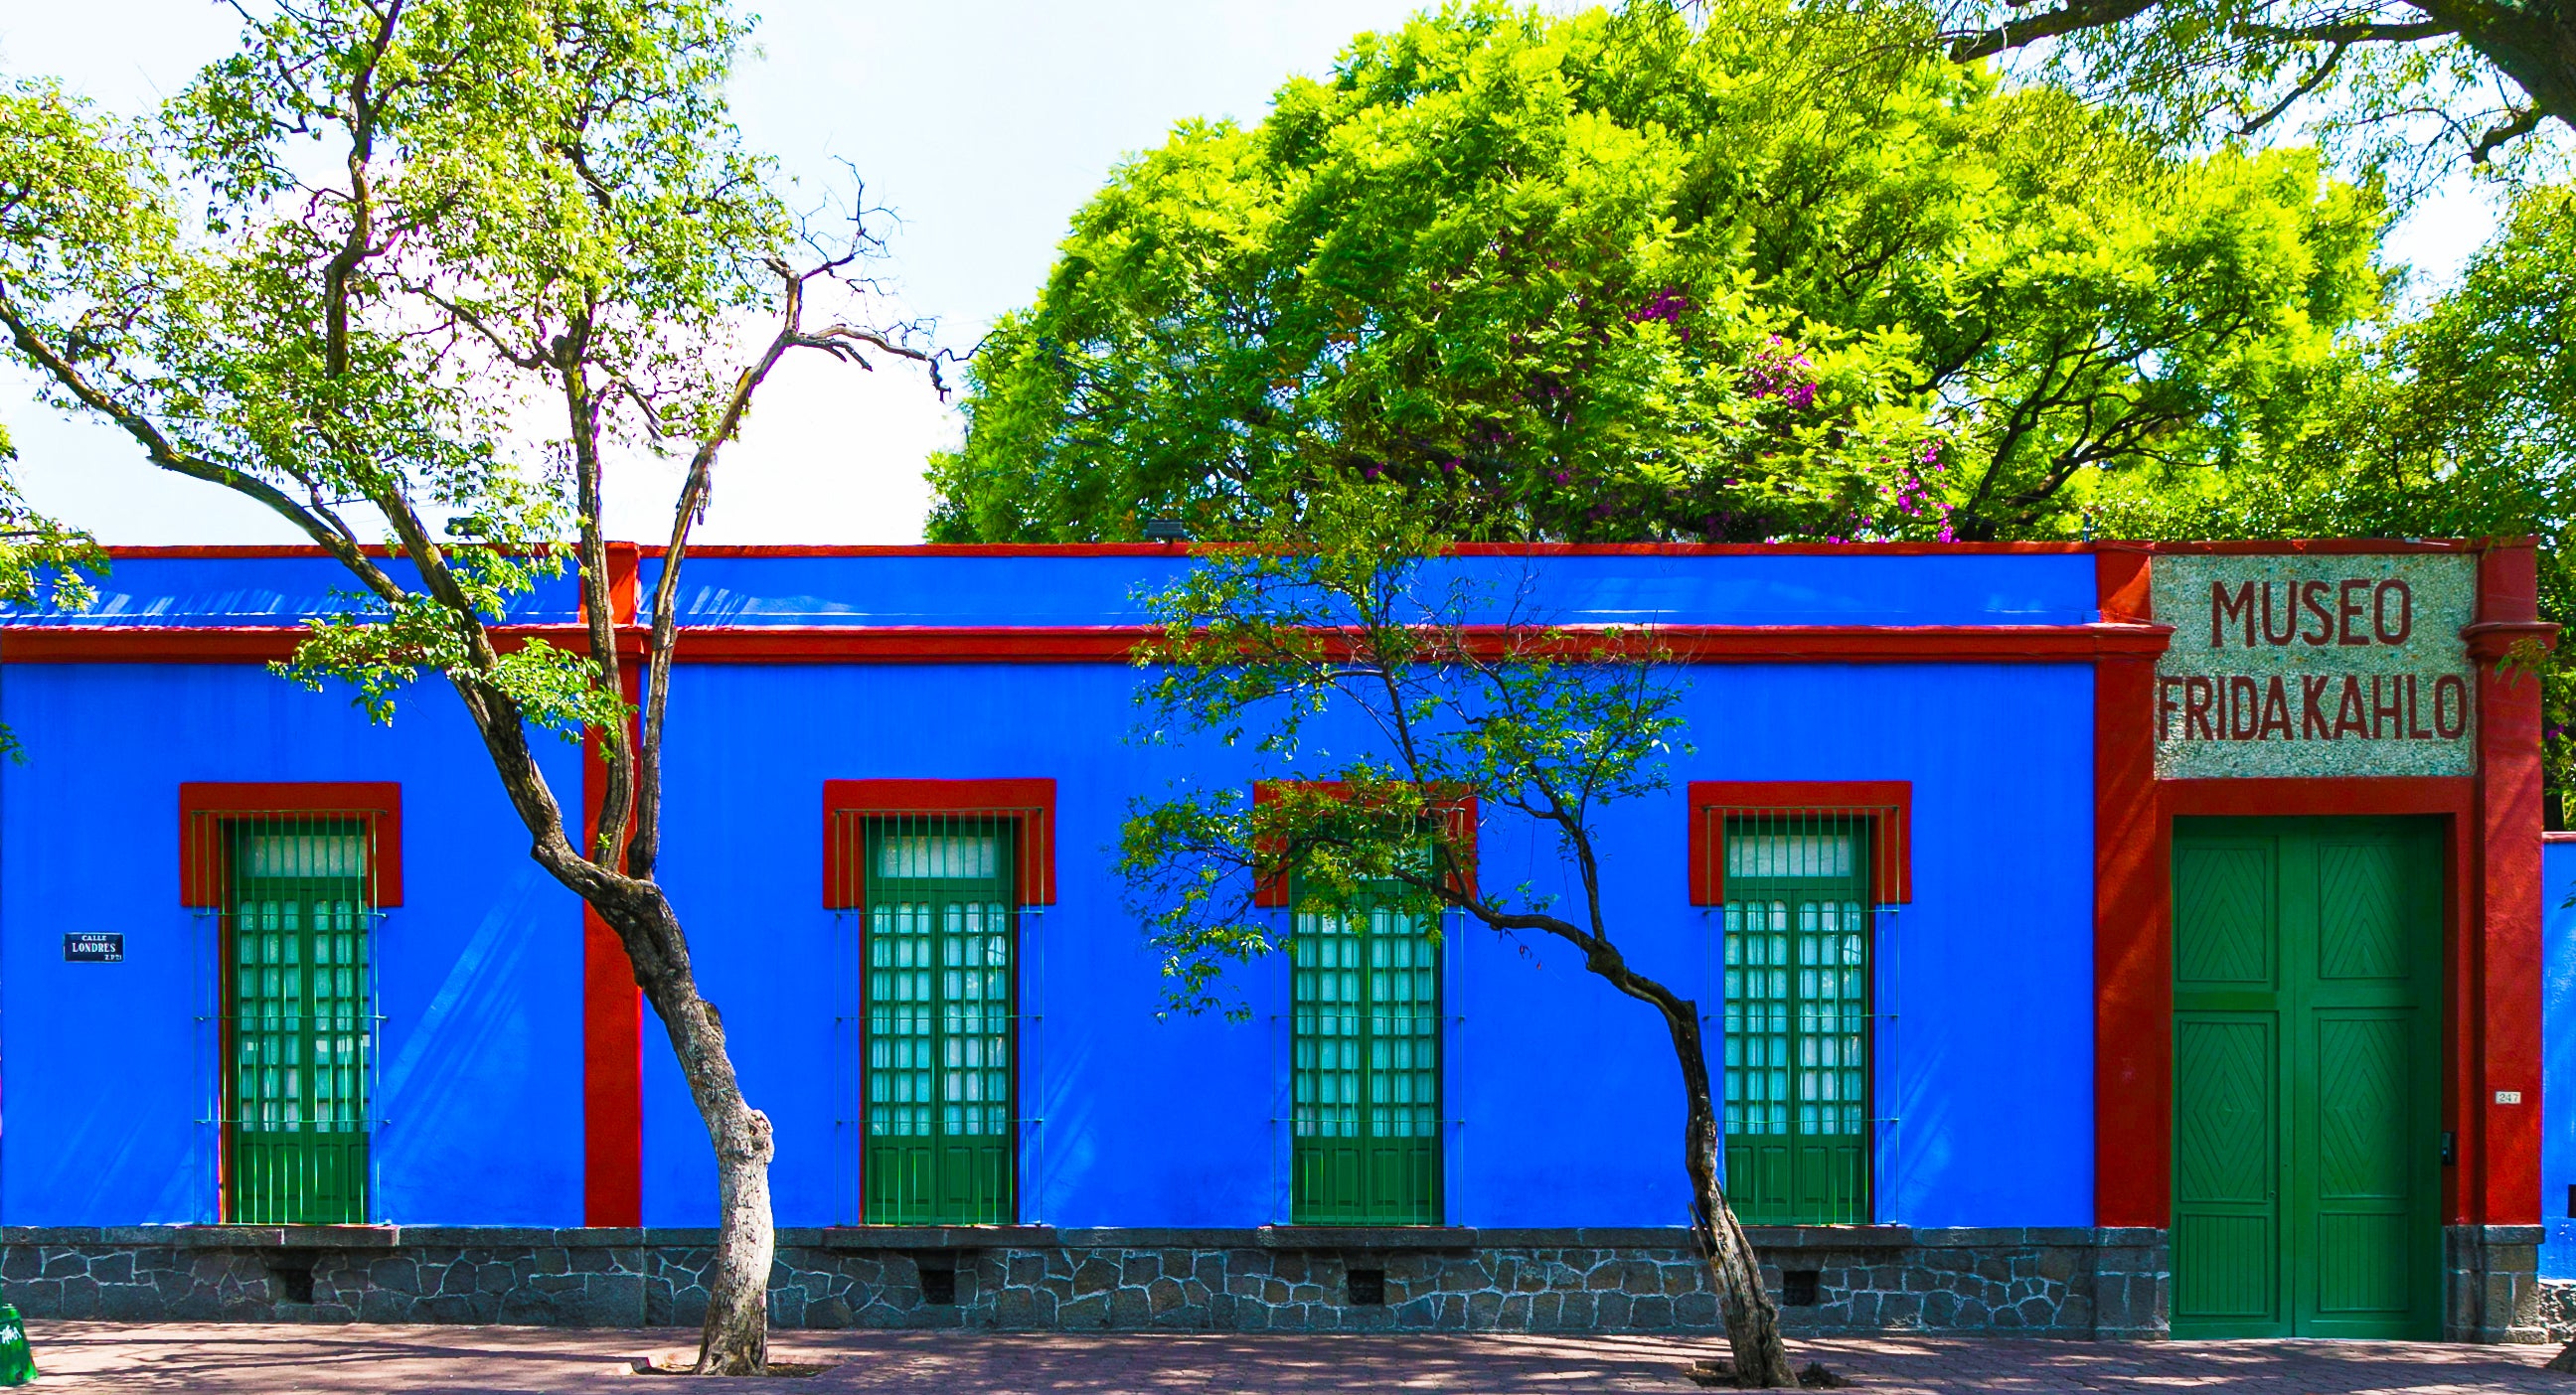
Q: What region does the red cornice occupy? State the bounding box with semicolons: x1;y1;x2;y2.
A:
2463;619;2562;660
95;537;2512;561
2121;539;2485;555
0;621;2175;665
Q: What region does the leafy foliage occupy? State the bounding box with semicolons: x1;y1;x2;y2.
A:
2098;179;2576;809
0;4;935;1370
930;0;2385;543
1935;0;2574;186
1121;487;1687;1015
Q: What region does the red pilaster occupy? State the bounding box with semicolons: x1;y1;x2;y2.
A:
2469;540;2552;1225
582;543;645;1228
2093;545;2172;1226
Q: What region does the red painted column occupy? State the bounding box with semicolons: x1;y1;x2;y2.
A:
582;542;645;1227
2469;540;2552;1225
2093;544;2174;1226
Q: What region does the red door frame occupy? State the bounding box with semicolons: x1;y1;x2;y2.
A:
2091;541;2551;1232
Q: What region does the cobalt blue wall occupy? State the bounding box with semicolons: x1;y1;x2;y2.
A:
6;554;577;627
635;657;2095;1231
0;665;584;1225
648;550;2099;628
1;548;2102;1230
2545;840;2576;1278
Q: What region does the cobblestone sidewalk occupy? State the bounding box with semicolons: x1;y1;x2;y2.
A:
16;1322;2572;1392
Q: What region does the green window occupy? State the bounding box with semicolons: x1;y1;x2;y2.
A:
864;821;1015;1224
1290;882;1440;1225
1721;818;1870;1224
226;823;375;1225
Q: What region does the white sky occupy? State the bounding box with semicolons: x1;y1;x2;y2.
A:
0;1;2505;546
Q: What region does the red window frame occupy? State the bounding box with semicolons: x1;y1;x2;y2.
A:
1248;780;1479;908
823;778;1057;908
1686;780;1911;906
179;782;403;907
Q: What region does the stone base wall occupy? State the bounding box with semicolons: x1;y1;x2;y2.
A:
0;1225;2177;1336
2538;1280;2576;1342
2446;1224;2545;1343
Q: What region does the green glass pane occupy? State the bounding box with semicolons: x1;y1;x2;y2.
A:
225;822;373;1225
862;820;1016;1224
1720;817;1871;1224
1291;880;1440;1225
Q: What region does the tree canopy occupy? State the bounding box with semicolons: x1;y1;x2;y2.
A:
0;0;937;1371
2099;180;2576;800
927;1;2386;544
1939;0;2574;180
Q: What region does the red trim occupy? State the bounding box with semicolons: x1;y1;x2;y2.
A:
598;541;640;627
100;538;2493;560
2092;660;2165;1224
580;665;645;1229
2092;547;2167;1226
2;621;2174;666
2474;541;2545;1225
2112;539;2482;555
2464;620;2562;661
1684;781;1912;905
2087;540;2553;1229
1248;781;1481;908
178;782;402;907
823;779;1059;907
0;626;609;663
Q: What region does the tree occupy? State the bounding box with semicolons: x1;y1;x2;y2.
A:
1119;488;1800;1386
0;428;104;760
2096;179;2576;811
1937;0;2574;177
0;1;942;1372
927;1;2384;545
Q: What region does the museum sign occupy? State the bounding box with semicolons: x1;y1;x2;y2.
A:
2151;552;2478;779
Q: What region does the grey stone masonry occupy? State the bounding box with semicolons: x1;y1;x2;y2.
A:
2538;1279;2576;1342
0;1222;2348;1341
2449;1225;2547;1343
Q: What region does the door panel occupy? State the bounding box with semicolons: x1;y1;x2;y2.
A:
2174;1014;2281;1329
862;823;1017;1225
2173;817;2439;1340
2175;845;2275;987
227;827;373;1226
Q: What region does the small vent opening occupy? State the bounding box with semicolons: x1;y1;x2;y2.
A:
269;1258;317;1305
918;1267;957;1306
1782;1270;1821;1308
1347;1268;1386;1306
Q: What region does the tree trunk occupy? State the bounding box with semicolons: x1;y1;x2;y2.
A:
1666;1006;1796;1387
587;883;775;1376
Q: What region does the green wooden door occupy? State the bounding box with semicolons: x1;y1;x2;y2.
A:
1291;887;1441;1225
226;824;373;1225
1722;820;1871;1224
864;823;1016;1224
2171;816;2441;1338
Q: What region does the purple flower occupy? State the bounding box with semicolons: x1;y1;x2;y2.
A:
1628;287;1692;325
1741;335;1818;409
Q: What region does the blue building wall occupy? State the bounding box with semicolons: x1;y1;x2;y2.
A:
0;665;585;1225
634;659;2095;1232
2544;840;2576;1278
1;548;2100;1230
646;549;2100;628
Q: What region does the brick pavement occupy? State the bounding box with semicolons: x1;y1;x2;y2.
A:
12;1322;2572;1392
